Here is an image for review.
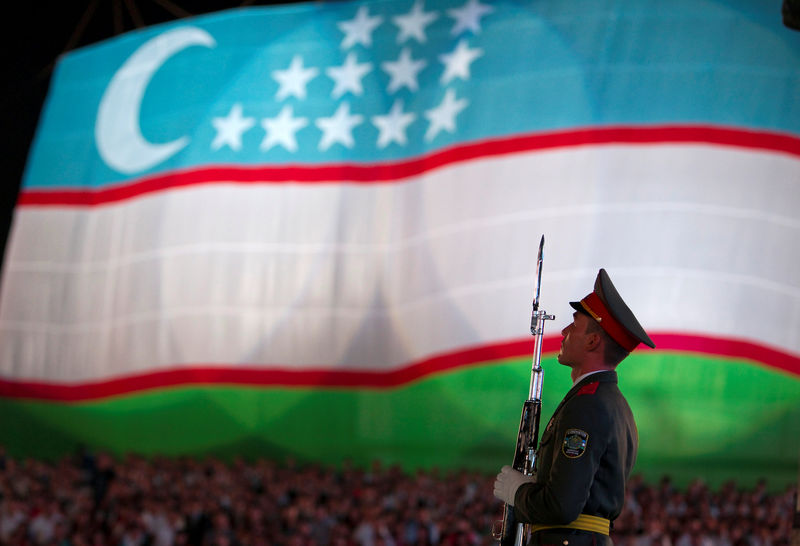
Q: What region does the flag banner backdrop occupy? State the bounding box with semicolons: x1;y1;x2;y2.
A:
1;0;799;487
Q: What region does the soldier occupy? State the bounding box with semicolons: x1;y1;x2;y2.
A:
493;269;655;545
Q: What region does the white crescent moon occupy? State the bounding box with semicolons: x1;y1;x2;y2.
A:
95;27;216;175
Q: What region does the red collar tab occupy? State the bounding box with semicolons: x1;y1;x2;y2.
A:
577;381;599;395
580;292;639;352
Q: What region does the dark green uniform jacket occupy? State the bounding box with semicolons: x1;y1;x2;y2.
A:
513;370;637;543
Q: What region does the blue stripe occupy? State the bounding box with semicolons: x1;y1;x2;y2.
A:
22;0;800;189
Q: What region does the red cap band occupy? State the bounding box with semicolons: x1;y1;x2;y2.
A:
580;292;639;352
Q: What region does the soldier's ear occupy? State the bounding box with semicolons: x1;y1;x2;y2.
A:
585;331;602;352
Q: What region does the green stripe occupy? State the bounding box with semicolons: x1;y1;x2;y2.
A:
1;353;798;489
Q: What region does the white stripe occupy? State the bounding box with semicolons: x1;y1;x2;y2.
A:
1;145;799;381
7;200;799;274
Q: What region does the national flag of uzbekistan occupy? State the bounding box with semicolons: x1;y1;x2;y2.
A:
1;0;799;487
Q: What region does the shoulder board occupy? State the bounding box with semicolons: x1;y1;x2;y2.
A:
577;381;599;395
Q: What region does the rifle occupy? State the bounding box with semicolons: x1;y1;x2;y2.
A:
493;235;555;546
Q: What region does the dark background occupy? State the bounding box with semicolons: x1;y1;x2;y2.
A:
0;0;310;266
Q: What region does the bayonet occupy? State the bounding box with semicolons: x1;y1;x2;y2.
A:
531;235;544;322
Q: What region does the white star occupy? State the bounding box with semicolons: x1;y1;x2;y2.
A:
260;105;309;152
272;55;319;101
372;100;416;148
338;5;383;49
326;52;373;99
316;102;364;151
424;89;468;142
211;103;256;151
448;0;494;36
439;39;483;84
393;1;439;44
382;47;427;93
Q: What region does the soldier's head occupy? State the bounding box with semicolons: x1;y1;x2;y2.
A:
557;311;627;369
558;269;654;371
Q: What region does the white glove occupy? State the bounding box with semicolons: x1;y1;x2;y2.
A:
493;465;534;506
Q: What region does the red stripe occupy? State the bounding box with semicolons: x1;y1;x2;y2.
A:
0;338;545;402
646;332;800;376
0;333;796;402
18;125;800;207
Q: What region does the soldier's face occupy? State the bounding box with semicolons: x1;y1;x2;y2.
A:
557;312;591;367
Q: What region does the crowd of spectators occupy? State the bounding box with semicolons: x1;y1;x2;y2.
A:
0;447;795;546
